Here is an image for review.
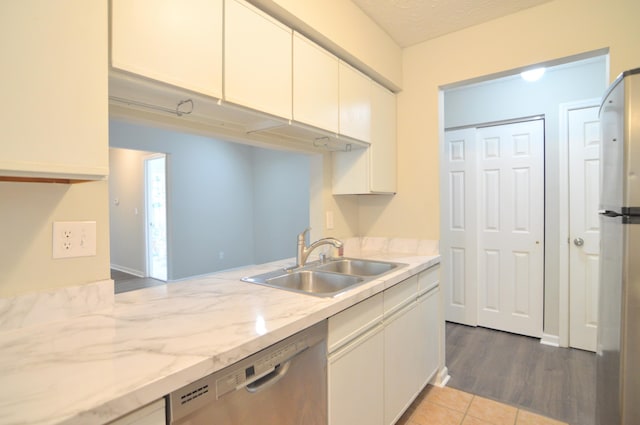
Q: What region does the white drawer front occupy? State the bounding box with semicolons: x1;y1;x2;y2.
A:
418;265;440;294
328;293;383;353
384;275;417;316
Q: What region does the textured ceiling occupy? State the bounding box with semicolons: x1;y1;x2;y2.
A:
352;0;554;47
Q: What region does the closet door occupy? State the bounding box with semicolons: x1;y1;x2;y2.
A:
442;120;544;338
476;119;544;338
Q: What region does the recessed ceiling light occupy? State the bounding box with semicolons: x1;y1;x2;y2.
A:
520;67;546;82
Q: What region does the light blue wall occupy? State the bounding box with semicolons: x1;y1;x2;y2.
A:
444;56;607;129
109;120;310;280
251;148;311;263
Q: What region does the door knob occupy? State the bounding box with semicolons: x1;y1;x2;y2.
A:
574;237;584;247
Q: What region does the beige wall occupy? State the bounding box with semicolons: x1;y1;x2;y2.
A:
0;181;110;297
358;0;640;336
314;152;360;241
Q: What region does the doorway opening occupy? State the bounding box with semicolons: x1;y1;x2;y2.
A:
439;53;608;341
108;119;317;292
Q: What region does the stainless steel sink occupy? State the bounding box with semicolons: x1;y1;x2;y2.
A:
267;270;363;296
241;258;407;297
242;269;364;297
313;258;399;276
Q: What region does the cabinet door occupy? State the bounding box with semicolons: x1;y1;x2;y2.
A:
370;83;397;193
384;303;421;425
331;81;396;195
417;287;441;389
225;0;292;119
107;398;165;425
111;0;223;99
328;326;384;425
331;149;369;195
0;1;108;180
293;33;339;133
339;62;371;143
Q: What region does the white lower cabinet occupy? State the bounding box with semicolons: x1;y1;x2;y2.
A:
328;326;384;425
328;266;442;425
384;304;421;425
417;286;441;390
383;276;421;425
417;266;441;388
328;293;384;425
106;398;165;425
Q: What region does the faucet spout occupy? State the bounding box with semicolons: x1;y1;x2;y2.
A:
296;228;343;268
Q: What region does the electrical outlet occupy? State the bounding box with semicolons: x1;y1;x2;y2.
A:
52;221;97;259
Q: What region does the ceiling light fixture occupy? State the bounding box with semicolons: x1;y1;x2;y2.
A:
520;67;546;82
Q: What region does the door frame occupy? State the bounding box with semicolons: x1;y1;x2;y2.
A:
558;98;601;348
144;152;168;281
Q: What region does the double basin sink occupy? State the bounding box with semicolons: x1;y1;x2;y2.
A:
241;258;407;297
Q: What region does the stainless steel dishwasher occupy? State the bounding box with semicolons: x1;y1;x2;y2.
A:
167;321;327;425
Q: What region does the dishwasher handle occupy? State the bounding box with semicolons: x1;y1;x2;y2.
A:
242;344;310;394
245;360;292;394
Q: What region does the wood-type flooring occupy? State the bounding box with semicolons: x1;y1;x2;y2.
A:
111;269;165;294
445;322;596;425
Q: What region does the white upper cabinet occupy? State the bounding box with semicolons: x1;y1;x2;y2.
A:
225;0;292;120
293;32;339;133
332;81;397;194
370;83;397;192
0;1;108;181
339;62;371;143
111;0;223;99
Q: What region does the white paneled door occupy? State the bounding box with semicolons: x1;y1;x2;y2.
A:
568;106;601;351
442;128;478;326
443;120;544;337
476;120;544;337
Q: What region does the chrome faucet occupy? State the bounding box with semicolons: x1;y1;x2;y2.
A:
296;227;343;268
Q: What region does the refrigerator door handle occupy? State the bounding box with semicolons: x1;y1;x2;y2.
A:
599;210;624;217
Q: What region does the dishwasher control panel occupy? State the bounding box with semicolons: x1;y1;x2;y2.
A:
215;339;307;398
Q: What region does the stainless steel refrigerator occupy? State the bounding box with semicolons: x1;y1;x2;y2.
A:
597;67;640;425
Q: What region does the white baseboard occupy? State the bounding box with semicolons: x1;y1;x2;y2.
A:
110;264;144;278
433;366;450;387
540;333;560;347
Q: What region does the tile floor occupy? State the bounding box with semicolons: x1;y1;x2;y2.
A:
396;385;568;425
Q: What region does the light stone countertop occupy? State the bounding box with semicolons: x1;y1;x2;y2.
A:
0;244;439;425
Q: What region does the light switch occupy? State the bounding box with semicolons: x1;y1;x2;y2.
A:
326;211;334;230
